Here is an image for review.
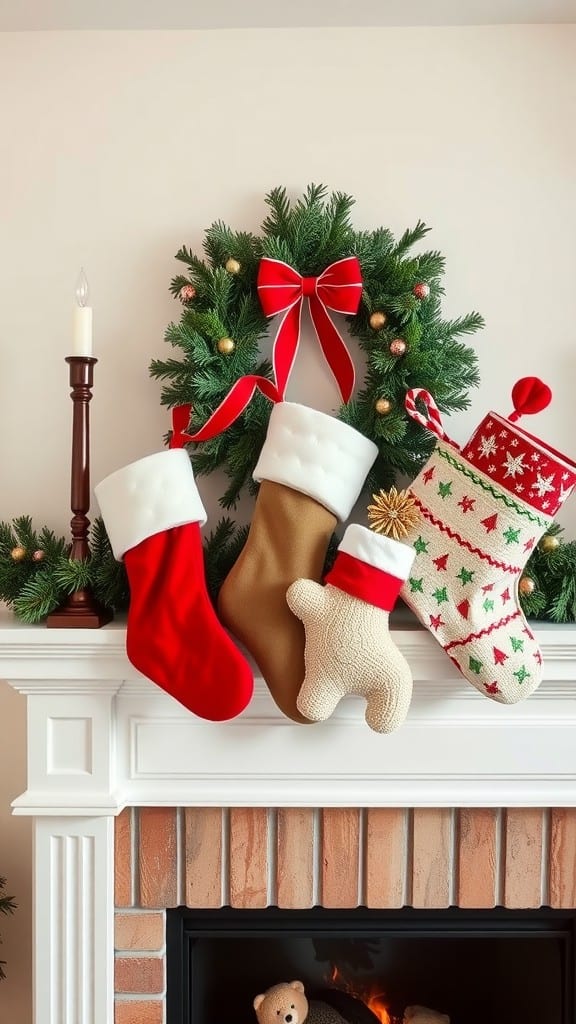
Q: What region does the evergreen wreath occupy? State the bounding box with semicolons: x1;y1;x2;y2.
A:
2;186;575;623
150;184;483;509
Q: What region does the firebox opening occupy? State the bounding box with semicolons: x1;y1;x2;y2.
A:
166;906;576;1024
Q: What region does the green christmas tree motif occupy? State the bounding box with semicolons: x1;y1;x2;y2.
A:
438;481;453;499
483;598;495;613
503;526;521;545
414;537;429;555
432;586;449;605
469;656;483;675
456;567;474;585
408;577;424;593
514;665;531;684
510;636;524;653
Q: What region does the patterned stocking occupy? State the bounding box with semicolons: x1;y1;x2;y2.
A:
401;379;576;703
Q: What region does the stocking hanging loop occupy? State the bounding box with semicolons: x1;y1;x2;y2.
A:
405;388;460;449
508;376;552;423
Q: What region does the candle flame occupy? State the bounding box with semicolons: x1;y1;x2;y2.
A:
75;267;90;307
328;965;392;1024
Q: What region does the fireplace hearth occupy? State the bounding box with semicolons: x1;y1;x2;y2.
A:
3;614;576;1024
166;907;576;1024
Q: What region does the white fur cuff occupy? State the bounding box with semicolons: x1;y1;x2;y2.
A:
339;524;416;581
95;449;206;560
253;403;378;521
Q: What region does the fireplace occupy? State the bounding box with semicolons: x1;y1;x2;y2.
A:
165;906;576;1024
2;612;576;1024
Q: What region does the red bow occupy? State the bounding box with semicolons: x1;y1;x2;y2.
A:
257;256;363;403
170;256;363;444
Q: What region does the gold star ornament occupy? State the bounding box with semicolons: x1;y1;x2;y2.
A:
367;486;421;540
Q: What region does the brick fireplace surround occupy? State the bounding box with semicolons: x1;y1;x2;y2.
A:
2;610;576;1024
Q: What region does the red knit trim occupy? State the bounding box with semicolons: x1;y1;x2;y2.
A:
461;412;576;516
412;498;522;573
325;551;403;611
444;610;522;651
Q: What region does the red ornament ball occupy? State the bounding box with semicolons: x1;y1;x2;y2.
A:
32;549;46;562
413;282;430;300
179;284;196;302
389;338;407;357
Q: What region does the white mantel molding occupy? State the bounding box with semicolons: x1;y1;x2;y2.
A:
2;609;576;812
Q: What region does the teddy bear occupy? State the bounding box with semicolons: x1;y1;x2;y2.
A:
253;980;348;1024
403;1007;450;1024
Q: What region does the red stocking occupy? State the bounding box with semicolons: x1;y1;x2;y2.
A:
95;449;253;720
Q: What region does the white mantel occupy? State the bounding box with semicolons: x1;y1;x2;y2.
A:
2;608;576;812
2;608;576;1024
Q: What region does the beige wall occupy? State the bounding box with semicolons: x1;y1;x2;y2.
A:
0;24;575;1019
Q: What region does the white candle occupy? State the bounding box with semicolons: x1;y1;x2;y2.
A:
73;268;93;357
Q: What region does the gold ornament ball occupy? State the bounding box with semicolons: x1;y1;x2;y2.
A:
389;338;407;357
539;534;560;553
32;549;45;562
519;576;536;596
217;337;236;355
369;311;387;330
375;398;393;415
10;546;26;562
225;258;241;275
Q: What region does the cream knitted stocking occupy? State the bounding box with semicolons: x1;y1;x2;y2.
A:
287;525;415;733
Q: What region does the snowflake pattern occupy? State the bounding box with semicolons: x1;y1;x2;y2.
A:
477;434;498;459
531;471;556;497
503;451;527;478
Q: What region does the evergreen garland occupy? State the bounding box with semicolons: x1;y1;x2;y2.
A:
519;524;576;623
0;876;16;981
0;517;128;624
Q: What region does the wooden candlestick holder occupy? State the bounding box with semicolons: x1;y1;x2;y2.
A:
47;356;112;628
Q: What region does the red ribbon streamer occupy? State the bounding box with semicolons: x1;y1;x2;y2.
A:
169;377;282;445
257;256;363;403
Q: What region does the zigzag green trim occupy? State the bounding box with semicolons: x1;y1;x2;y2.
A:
437;447;549;528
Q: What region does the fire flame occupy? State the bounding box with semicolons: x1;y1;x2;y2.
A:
329;965;392;1024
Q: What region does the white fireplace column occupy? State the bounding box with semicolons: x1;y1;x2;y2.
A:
3;611;576;1024
7;666;122;1024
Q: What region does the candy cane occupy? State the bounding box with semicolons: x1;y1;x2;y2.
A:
405;388;460;449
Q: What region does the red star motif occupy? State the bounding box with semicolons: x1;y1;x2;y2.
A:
458;495;475;513
522;627;533;638
534;651;542;665
493;647;508;665
433;553;449;571
457;599;470;619
423;466;435;484
429;613;445;630
501;587;511;603
481;513;498;533
524;537;536;553
482;583;495;593
485;681;501;695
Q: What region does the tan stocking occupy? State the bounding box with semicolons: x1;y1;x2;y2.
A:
218;402;377;722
